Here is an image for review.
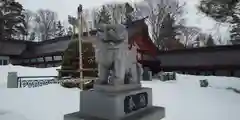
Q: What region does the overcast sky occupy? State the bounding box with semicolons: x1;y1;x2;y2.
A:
16;0;143;21
16;0;230;41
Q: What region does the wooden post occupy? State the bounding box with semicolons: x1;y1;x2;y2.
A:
77;4;84;89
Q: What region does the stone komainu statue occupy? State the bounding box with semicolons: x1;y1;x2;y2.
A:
95;23;140;85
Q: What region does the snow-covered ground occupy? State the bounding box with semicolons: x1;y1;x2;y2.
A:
147;75;240;120
0;65;240;120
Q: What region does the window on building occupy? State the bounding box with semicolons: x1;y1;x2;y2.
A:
0;60;9;65
45;56;53;61
39;64;46;68
23;59;29;63
11;59;20;64
29;64;35;67
55;62;62;67
37;57;44;62
46;64;53;67
53;56;62;61
0;56;9;66
30;59;37;63
3;60;8;65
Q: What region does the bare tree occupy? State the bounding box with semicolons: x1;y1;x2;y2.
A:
106;3;125;24
82;9;91;32
92;0;185;49
68;9;89;36
141;0;185;49
211;22;231;45
92;2;138;26
198;33;208;47
34;9;58;41
178;26;201;47
92;8;99;28
132;2;151;20
23;9;34;40
68;15;77;35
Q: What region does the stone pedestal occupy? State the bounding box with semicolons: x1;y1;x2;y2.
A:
64;106;165;120
80;87;152;120
93;84;141;92
64;86;165;120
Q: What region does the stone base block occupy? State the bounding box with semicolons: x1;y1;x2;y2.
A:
93;84;141;92
80;87;152;120
64;106;165;120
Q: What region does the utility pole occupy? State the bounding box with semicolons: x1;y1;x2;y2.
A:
77;4;83;89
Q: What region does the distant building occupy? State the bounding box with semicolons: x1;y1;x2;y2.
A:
0;36;72;67
230;39;240;45
1;18;240;78
0;18;159;70
0;56;9;65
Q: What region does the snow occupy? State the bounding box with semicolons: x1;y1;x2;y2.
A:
0;111;30;120
0;85;79;120
146;75;240;120
0;65;240;120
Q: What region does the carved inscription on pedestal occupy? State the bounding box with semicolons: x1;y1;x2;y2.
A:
124;92;148;114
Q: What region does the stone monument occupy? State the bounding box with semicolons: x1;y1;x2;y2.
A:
64;4;165;120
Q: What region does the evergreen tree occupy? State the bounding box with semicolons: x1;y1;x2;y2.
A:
125;3;134;24
227;17;240;44
55;21;65;37
198;0;239;23
230;22;240;44
206;35;215;46
198;0;240;45
0;0;27;40
194;36;201;47
29;32;36;41
161;14;177;39
97;5;111;24
159;14;178;50
67;26;73;36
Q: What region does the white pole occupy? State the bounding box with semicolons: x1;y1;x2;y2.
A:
77;5;83;89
